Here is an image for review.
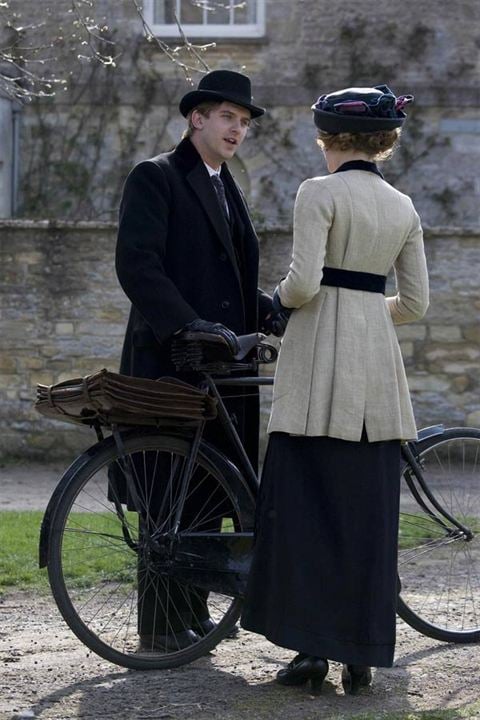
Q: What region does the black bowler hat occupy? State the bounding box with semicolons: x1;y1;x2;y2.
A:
179;69;265;119
312;85;414;133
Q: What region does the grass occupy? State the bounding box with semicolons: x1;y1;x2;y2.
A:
0;510;239;594
0;510;48;592
0;509;136;594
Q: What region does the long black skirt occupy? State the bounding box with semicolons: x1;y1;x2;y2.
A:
241;431;401;667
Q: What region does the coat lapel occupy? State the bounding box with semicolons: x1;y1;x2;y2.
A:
178;148;240;284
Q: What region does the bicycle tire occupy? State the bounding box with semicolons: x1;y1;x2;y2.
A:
47;430;255;670
397;427;480;643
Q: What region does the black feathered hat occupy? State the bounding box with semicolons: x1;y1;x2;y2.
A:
179;70;265;119
312;85;413;133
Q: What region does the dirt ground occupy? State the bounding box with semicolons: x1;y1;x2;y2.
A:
1;462;479;720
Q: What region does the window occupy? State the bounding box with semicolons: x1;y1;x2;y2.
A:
145;0;265;38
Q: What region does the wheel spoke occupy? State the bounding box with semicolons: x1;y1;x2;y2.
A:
398;432;480;640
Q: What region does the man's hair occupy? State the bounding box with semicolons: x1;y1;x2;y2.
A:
316;128;401;161
182;101;222;139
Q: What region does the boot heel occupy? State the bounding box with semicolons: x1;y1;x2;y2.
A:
308;659;329;694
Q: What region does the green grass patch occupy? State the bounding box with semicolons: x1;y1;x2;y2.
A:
0;509;137;594
0;510;242;595
0;510;48;592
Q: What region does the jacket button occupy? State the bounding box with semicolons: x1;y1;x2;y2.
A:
221;300;230;309
219;252;227;261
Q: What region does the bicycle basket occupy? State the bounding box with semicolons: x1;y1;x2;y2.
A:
35;369;217;427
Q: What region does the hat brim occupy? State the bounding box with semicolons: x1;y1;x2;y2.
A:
312;108;405;134
180;89;265;119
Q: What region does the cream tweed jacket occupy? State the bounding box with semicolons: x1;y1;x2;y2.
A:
268;169;429;442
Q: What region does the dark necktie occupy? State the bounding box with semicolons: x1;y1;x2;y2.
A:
211;174;230;221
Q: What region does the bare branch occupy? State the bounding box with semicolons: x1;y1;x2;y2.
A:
70;1;120;67
130;0;213;83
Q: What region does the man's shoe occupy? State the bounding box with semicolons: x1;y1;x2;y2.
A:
192;617;217;636
139;628;200;652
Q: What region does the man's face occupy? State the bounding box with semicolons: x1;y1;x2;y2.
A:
191;101;251;168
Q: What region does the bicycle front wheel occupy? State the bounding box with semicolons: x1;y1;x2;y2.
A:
397;427;480;642
47;430;255;669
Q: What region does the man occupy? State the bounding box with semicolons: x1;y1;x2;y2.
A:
115;70;283;650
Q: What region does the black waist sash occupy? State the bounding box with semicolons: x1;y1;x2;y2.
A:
321;266;387;294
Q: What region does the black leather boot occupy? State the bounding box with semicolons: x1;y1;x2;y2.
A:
341;664;372;694
276;654;329;693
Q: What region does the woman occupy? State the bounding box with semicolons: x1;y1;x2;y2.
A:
241;85;429;694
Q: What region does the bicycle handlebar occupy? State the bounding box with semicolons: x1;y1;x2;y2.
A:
171;331;278;374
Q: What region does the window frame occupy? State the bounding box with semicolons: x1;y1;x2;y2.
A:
143;0;266;38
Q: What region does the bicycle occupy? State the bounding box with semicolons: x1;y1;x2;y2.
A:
37;332;480;670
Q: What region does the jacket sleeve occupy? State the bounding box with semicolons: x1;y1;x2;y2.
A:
386;207;429;324
277;179;334;308
115;161;198;343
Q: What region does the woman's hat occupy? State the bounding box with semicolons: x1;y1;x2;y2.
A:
312;85;413;133
179;70;265;119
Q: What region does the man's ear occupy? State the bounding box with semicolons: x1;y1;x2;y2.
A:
191;109;204;131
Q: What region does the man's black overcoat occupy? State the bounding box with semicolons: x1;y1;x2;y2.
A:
115;137;271;469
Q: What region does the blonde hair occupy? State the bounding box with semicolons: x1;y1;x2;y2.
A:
316;128;401;161
182;101;221;139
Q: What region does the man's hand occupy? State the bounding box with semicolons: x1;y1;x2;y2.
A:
183;319;240;356
261;287;292;337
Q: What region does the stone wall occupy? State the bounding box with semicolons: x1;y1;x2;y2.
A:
0;220;479;460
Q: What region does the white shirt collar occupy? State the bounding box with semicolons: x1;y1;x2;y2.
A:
204;162;222;177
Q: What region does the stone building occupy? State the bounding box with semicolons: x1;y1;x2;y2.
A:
0;0;479;458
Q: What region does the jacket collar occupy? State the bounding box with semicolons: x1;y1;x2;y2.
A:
174;138;241;283
334;159;384;179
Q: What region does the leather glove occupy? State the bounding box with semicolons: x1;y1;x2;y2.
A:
262;287;292;337
184;319;240;356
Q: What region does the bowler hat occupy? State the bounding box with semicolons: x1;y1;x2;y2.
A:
179;69;265;119
312;85;413;133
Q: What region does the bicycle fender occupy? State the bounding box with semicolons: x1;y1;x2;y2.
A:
416;424;445;444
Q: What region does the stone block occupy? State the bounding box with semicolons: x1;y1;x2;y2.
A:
31;371;54;386
424;344;480;362
451;375;470;393
0;354;16;372
21;356;44;370
407;373;450;392
464;325;480;344
466;410;480;427
429;325;463;342
16;251;44;264
76;322;125;336
395;325;427;341
441;362;479;374
0;374;22;389
55;322;74;335
400;341;414;358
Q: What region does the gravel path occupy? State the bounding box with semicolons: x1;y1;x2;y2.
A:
1;463;479;720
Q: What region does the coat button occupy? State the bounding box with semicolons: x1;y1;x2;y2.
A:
221;300;230;309
219;252;227;262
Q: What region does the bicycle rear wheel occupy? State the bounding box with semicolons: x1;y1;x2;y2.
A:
397;428;480;642
47;430;255;669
